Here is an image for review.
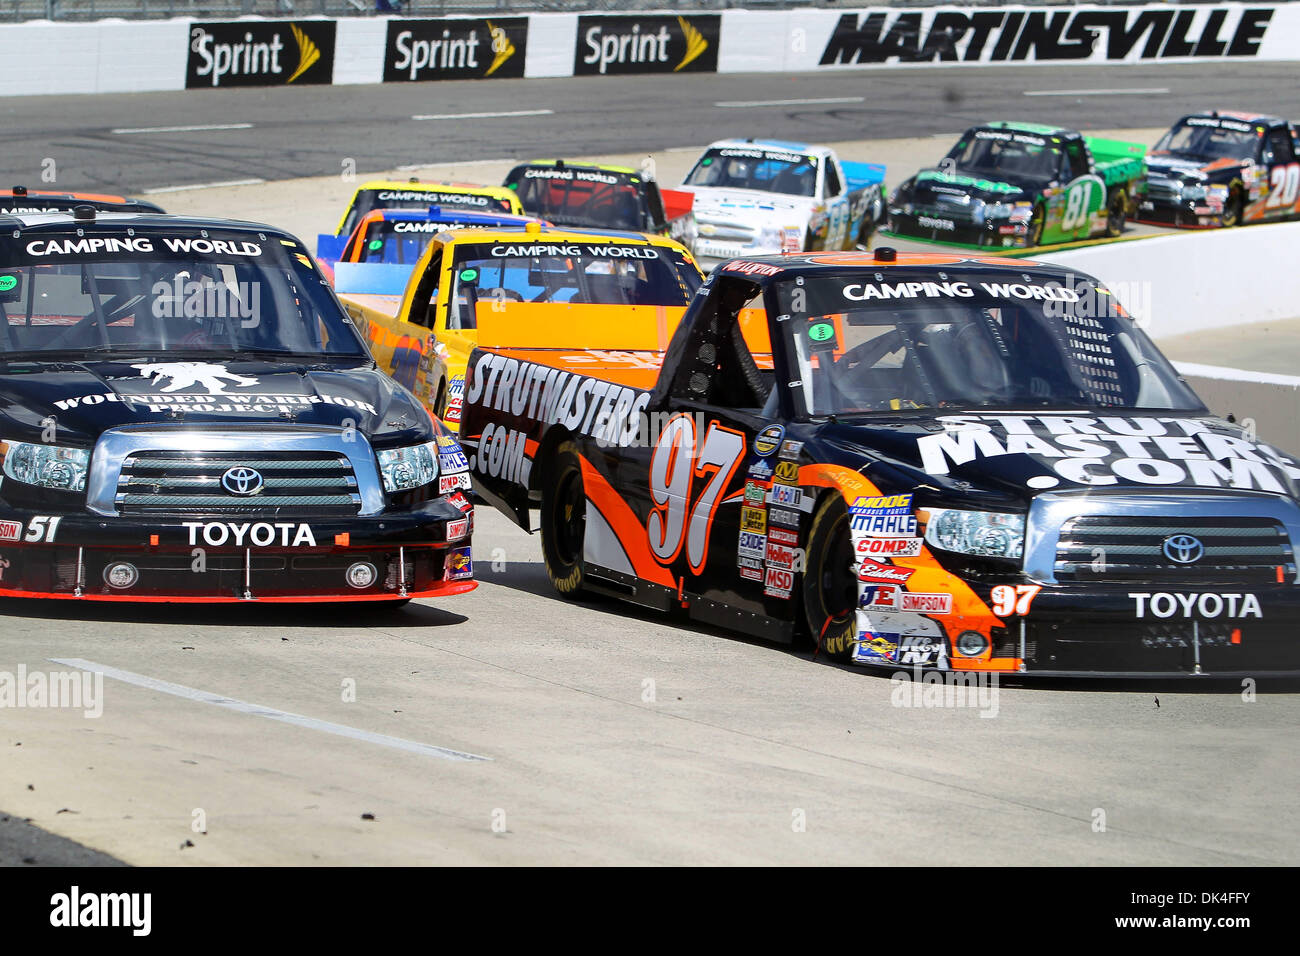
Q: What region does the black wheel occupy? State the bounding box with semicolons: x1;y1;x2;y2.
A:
1105;190;1126;238
801;496;858;662
1222;187;1244;227
539;440;587;597
1026;204;1046;247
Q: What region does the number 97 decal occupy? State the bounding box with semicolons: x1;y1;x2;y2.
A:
990;584;1041;617
647;415;746;574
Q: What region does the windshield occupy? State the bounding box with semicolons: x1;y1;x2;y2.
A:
945;131;1060;183
354;219;444;264
508;169;648;230
442;240;701;330
684;147;819;197
0;230;368;360
774;271;1204;417
342;188;515;235
1154;118;1261;162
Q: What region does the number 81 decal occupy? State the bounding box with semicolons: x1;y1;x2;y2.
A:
647;415;745;573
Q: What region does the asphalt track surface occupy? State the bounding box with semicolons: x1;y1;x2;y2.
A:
1;62;1298;867
5;62;1300;193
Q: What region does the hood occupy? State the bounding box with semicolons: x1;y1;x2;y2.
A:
908;169;1033;205
0;358;431;447
690;186;813;222
1146;152;1244;183
812;412;1300;508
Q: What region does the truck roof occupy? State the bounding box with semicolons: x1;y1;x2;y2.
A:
710;248;1092;284
1180;109;1286;126
515;160;641;177
432;224;689;249
977;121;1080;139
705;138;827;156
0;210;298;240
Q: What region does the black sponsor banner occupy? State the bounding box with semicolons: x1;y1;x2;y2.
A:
186;20;336;88
818;7;1274;65
575;14;720;75
383;18;528;82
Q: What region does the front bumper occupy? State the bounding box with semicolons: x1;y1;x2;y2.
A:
0;501;475;602
887;212;1030;249
1134;196;1223;229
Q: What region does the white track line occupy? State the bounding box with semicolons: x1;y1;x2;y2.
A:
1022;88;1170;97
51;658;490;763
143;178;265;195
714;96;865;108
112;123;254;134
396;157;515;171
412;109;552;121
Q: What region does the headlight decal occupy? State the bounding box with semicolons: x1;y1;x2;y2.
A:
0;440;90;492
921;507;1025;559
376;441;439;493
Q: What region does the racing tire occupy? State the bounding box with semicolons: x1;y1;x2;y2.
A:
1026;204;1046;247
1222;188;1244;228
539;440;588;598
1105;190;1127;238
801;495;858;663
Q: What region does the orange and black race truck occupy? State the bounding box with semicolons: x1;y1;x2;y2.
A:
462;249;1300;676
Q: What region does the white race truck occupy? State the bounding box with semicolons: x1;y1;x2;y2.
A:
681;138;886;270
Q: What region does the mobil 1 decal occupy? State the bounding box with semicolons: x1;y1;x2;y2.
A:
575;15;721;75
385;18;527;82
648;414;745;574
917;415;1300;493
818;6;1274;66
187;21;336;88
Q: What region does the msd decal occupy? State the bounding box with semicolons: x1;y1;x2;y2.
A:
764;566;794;597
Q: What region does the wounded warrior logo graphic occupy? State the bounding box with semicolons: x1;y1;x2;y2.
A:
132;362;260;394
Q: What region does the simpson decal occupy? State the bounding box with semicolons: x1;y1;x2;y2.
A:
0;521;21;543
899;592;953;614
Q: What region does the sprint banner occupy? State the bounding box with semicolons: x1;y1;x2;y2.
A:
573;14;721;75
186;20;336;88
383;18;528;82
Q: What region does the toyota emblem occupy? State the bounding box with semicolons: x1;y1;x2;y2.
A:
1162;534;1204;565
221;466;264;497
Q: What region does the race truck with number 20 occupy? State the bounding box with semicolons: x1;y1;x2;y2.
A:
461;248;1300;677
0;210;475;603
889;122;1146;248
1137;110;1300;228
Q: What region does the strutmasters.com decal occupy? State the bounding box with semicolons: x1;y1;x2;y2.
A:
187;21;337;88
384;18;528;82
574;15;720;75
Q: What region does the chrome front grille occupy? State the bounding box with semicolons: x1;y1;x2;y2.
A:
1054;515;1293;585
115;450;362;517
1145;178;1181;203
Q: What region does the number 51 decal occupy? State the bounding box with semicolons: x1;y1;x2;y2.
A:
647;415;745;574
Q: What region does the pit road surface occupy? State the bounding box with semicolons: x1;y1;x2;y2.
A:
1;63;1298;866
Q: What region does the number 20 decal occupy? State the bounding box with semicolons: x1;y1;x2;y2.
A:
647;415;745;574
1266;164;1300;209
